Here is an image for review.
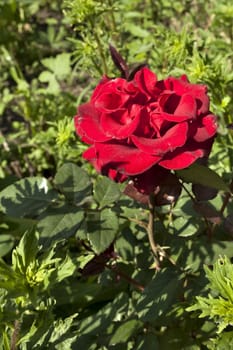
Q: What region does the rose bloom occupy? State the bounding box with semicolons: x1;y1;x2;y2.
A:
74;67;217;194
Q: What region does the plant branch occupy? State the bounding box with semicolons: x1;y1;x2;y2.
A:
92;28;108;75
147;195;177;268
10;319;21;350
108;263;145;292
220;179;233;215
147;194;160;270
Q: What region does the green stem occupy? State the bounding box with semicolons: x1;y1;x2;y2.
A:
107;0;117;33
92;29;108;75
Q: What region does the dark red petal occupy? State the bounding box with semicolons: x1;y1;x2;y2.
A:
153;112;194;123
159;149;204;169
194;114;217;142
163;77;210;115
95;91;129;112
101;104;141;139
131;122;188;155
91;75;110;101
75;103;111;143
83;146;99;169
134;67;158;97
174;94;197;118
131;165;170;194
159;93;181;113
88;143;161;175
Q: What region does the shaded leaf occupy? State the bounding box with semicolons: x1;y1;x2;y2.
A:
0;177;58;218
192;183;218;201
136;334;160;350
136;268;182;322
176;164;229;191
0;234;14;258
193;202;222;224
171;217;198;237
87;208;118;254
78;292;128;335
94;176;121;208
54;163;92;203
109;319;143;345
223;214;233;236
38;205;84;245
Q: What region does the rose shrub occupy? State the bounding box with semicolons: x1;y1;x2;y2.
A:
74;67;217;194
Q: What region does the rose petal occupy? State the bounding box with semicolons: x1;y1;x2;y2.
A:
101;104;142;139
75;103;111;143
131;165;170;194
163;77;210;114
91;77;126;102
131;122;188;155
194;114;217;142
134;67;158;97
159;149;204;169
91;75;110;101
158;93;181;114
95;91;129;112
174;94;197;118
153;112;194;123
84;143;161;175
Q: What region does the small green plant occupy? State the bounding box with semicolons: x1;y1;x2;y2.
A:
187;256;233;347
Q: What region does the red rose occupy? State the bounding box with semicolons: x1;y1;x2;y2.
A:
74;67;217;194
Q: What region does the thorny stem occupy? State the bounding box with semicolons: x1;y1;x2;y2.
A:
220;179;233;215
147;194;160;270
148;195;176;268
10;320;21;350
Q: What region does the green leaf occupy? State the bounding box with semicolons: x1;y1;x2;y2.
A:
54;163;92;203
12;230;38;275
53;53;71;79
0;177;58;218
38;70;54;83
38;205;84;245
136;334;160;350
94;176;121;208
109;319;143;345
41;53;71;80
176;163;229;191
78;292;128;335
87;208;118;254
115;227;137;261
50;254;76;283
207;331;233;350
187;256;233;334
185;238;233;272
0;234;14;258
170;217;198;237
136;268;182;322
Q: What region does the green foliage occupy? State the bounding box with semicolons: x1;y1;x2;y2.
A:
1;0;233;348
187;256;233;335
